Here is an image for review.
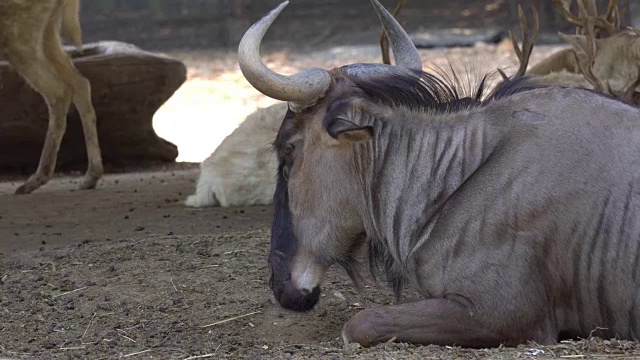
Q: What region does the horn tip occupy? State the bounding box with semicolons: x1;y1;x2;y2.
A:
369;0;384;11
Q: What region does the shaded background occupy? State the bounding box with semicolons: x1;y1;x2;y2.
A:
60;0;640;165
78;0;637;52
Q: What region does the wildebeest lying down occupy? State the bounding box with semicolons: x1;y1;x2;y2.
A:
238;0;640;348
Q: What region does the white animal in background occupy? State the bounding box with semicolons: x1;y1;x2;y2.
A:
0;0;103;194
185;102;287;207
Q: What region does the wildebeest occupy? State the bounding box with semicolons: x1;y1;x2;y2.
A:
239;0;640;348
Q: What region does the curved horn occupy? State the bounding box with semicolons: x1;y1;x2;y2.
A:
370;0;422;70
238;1;331;104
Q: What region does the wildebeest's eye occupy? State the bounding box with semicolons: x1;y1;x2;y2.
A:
285;144;294;155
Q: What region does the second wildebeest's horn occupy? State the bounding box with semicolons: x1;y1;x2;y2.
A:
237;1;331;106
370;0;422;70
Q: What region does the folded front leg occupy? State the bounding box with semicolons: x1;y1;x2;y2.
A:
342;297;540;348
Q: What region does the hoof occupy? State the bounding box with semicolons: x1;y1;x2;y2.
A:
79;176;99;190
15;182;39;195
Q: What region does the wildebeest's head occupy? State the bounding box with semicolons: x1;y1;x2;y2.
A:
239;0;481;311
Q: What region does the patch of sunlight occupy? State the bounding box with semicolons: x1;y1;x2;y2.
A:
152;70;279;163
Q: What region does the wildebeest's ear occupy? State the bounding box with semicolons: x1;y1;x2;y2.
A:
325;117;373;143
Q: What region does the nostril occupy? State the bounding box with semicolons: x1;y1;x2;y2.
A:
273;284;321;312
299;288;311;295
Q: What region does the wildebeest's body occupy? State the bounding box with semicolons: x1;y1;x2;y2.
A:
238;0;640;348
360;84;640;344
273;69;640;345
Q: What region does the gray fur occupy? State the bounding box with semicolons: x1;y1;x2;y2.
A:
242;0;640;349
284;81;640;347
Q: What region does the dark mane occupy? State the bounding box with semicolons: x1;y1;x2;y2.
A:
349;69;545;114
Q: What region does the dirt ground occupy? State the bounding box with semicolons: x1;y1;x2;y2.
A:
3;167;640;360
3;37;640;360
3;165;640;360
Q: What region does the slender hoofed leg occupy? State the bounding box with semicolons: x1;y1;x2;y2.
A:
43;7;103;191
341;297;552;348
10;54;73;195
9;2;102;194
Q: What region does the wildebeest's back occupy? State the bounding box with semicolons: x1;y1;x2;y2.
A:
415;86;640;342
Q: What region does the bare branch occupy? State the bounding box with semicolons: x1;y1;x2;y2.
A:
380;0;407;65
604;0;619;23
553;0;621;37
553;0;584;28
508;3;539;79
497;68;509;81
560;20;607;92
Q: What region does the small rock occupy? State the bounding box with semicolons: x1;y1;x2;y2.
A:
526;348;545;356
65;298;75;310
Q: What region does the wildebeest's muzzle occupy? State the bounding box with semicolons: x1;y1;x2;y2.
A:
268;165;321;311
268;250;321;312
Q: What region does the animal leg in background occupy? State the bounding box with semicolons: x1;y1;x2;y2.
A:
9;3;102;194
43;8;103;191
341;298;551;348
8;49;72;194
61;0;82;48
